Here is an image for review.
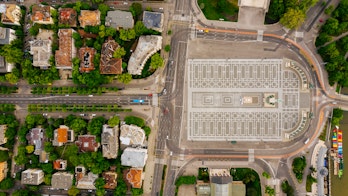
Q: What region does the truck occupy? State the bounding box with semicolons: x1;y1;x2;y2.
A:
132;99;144;103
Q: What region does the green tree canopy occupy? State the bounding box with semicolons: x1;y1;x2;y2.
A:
108;116;120;127
26;145;35;154
0;178;14;190
130;3;142;17
0;150;8;162
113;47;126;58
69;118;87;134
134;21;146;36
118;73;132;84
150;53;164;70
87;117;106;135
280;8;305;29
124;116;145;127
68;186;80;196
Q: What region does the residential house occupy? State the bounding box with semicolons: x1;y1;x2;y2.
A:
51;172;73;190
26;127;44;155
0;4;21;26
79;10;100;28
21;169;44;185
79;47;96;73
126;168;143;188
0;125;7;145
0;56;14;73
59;8;77;27
120;124;145;148
142;11;164;32
75;165;86;181
0;162;8;182
53;125;75;146
53;159;67;170
100;38;122;75
102;171;117;189
39;150;49;163
55;29;77;69
29;29;53;69
76;172;98;190
75;135;100;152
0;27;16;45
121;147;148;168
105;10;134;30
101;124;119;159
128;35;162;75
31;5;54;25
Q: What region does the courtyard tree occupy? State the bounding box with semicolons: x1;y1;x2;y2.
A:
108;116;120;127
150;53;164;70
118;73;132;84
280;8;305;29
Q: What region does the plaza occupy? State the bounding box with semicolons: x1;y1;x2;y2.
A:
186;59;310;141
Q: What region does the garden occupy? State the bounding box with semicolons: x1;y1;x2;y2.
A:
197;0;239;21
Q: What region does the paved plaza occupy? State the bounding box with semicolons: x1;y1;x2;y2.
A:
186;59;310;141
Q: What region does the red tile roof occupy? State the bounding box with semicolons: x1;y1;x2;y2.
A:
100;38;123;75
126;168;142;188
56;29;75;69
59;8;77;27
75;135;99;152
102;171;117;189
79;47;96;73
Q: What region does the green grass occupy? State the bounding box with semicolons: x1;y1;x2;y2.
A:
198;0;239;21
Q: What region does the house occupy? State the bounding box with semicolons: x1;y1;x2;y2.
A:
0;125;7;145
39;150;49;163
105;10;134;30
53;159;67;170
142;11;164;32
51;172;73;190
0;27;16;45
102;171;117;189
31;5;54;25
121;147;148;168
0;56;14;73
100;38;122;75
126;168;143;188
0;4;21;26
79;47;96;73
76;172;98;190
53;125;75;146
0;162;8;182
29;29;53;69
120;124;146;148
128;35;162;75
101;124;119;159
75;135;100;152
26;127;44;155
79;10;101;28
75;165;86;181
21;169;44;185
196;181;211;196
59;8;77;27
55;29;77;69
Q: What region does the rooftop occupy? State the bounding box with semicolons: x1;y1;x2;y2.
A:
53;125;74;146
31;5;54;24
76;172;98;190
101;124;119;159
79;47;96;73
0;4;21;26
59;8;77;27
126;168;143;188
0;125;7;145
26;128;44;155
209;169;232;185
79;10;101;28
121;147;148;168
29;29;53;68
0;56;14;73
0;27;16;45
56;29;76;69
21;169;44;185
51;172;73;190
100;38;122;75
53;159;67;170
0;162;7;182
142;11;164;32
103;171;117;189
120;124;146;147
105;10;134;29
75;135;100;152
239;0;270;9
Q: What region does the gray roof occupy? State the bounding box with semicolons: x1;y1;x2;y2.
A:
21;169;44;185
121;147;148;168
142;11;163;30
210;175;232;184
51;172;73;189
0;27;14;45
106;10;134;29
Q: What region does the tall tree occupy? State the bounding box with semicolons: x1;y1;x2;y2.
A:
280;8;305;29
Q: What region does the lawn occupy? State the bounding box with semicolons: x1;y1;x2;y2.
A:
198;0;239;21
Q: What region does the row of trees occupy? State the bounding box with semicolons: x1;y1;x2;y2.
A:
28;104;132;113
0;104;15;112
0;86;17;94
31;86;119;95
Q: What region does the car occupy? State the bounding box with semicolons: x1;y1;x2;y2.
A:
219;18;224;21
88;95;93;97
163;88;167;95
65;94;69;96
91;114;96;117
198;29;204;32
159;7;163;10
80;114;87;117
42;113;48;116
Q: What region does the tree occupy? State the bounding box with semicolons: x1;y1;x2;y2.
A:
280;8;305;29
134;21;146;36
127;29;136;40
175;176;196;186
124;116;145;127
265;186;275;196
119;29;128;41
105;27;116;37
41;163;54;174
217;0;227;11
5;68;19;84
0;192;6;196
0;151;8;162
130;3;142;17
108;116;120;127
69;118;87;134
29;25;39;36
321;18;339;35
68;186;80;196
12;189;30;196
118;73;132;84
0;178;14;190
113;47;126;58
165;45;171;52
0;44;24;64
150;53;164;70
131;188;143;196
26;145;35;154
87;117;106;135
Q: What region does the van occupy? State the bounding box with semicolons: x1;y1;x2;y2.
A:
304;138;310;144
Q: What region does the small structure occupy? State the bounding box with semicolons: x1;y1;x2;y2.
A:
76;172;98;190
100;38;122;75
75;165;86;181
0;56;14;73
26;127;45;155
31;4;54;24
79;10;101;28
39;150;49;163
55;29;77;69
79;47;96;73
0;162;8;182
53;125;75;146
210;169;233;196
238;0;270;10
126;168;143;188
142;11;164;32
196;181;211;196
0;27;16;45
101;124;119;159
0;4;22;26
51;172;73;190
29;29;53;69
128;35;162;75
21;169;44;185
103;171;117;189
53;159;67;170
105;10;134;30
0;125;7;145
121;147;148;168
59;8;77;27
75;135;100;152
120;124;146;148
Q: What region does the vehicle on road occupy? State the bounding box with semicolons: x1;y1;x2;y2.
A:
88;95;93;97
132;99;144;104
